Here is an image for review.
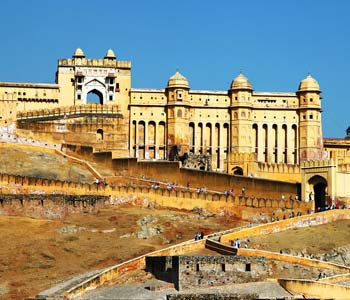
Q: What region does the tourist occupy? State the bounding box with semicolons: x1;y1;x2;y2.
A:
241;186;246;196
152;182;160;190
200;231;204;239
309;192;313;201
281;194;285;201
194;232;200;241
236;238;241;248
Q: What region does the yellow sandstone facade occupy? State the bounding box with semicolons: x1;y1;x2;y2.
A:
1;48;349;205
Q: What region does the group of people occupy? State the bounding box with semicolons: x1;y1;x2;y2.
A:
271;211;302;222
195;187;207;194
281;194;299;201
223;189;234;196
95;178;107;187
151;182;160;190
231;238;248;249
194;231;205;241
167;183;176;191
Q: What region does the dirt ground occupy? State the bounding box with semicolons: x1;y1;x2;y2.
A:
0;145;95;183
246;219;350;256
0;203;244;300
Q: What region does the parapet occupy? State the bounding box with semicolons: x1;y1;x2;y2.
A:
301;159;336;169
58;58;131;69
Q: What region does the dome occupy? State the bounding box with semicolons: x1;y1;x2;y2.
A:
298;74;320;92
167;70;189;89
230;72;252;90
105;48;116;59
73;48;85;58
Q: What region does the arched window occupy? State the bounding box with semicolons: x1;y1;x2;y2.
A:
96;129;103;141
177;109;182;118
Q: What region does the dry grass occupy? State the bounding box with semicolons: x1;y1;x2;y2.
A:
0;203;242;300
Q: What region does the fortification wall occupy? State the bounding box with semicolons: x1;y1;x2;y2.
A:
0;194;107;219
278;278;350;299
220;210;350;243
0;172;312;220
106;158;301;200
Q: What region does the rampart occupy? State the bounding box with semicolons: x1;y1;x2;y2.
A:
278;278;350;299
0;173;312;222
16;103;122;121
0;171;312;221
96;157;301;200
220;210;350;243
0;194;108;219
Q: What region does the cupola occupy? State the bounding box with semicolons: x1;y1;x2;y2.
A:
298;74;320;92
230;72;253;90
73;48;85;58
105;48;116;60
167;70;189;89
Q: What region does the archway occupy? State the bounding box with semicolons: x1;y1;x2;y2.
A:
96;129;103;141
232;166;243;176
308;175;327;209
87;89;103;104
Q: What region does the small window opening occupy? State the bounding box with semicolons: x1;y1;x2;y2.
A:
221;263;226;272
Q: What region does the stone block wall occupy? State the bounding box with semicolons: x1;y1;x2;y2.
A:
0;194;108;219
145;255;267;291
167;294;259;300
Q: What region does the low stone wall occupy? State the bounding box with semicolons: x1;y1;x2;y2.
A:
166;294;259;300
178;255;266;290
236;248;350;273
0;194;108;219
146;255;267;291
65;239;206;299
220;210;350;243
278;278;350;299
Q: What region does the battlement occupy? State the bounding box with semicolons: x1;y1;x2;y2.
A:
301;159;336;169
228;152;257;162
58;58;131;69
337;164;350;173
16;103;122;121
257;162;301;175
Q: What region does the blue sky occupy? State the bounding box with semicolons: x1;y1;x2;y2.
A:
0;0;349;138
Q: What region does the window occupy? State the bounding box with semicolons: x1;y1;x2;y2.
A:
109;95;113;101
221;264;226;272
310;98;313;102
196;263;200;271
109;78;114;84
310;114;313;119
245;263;251;272
77;94;81;100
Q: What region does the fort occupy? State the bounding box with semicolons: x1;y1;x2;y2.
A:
1;49;350;299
